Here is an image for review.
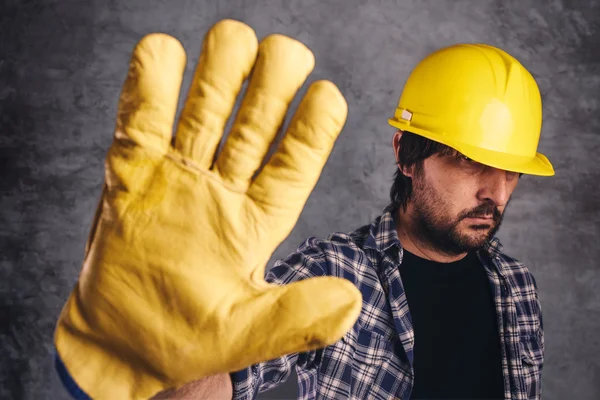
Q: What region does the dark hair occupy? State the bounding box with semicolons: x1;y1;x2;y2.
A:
389;131;456;211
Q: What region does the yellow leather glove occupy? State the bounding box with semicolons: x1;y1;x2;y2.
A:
54;19;362;399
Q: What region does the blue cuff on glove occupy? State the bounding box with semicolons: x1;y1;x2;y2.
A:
54;351;91;400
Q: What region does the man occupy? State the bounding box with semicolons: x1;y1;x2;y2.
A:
54;20;551;400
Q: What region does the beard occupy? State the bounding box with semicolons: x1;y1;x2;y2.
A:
408;171;506;256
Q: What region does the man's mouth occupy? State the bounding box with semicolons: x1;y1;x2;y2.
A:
465;215;494;223
470;215;493;219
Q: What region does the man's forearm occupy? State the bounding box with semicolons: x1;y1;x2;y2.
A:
151;373;233;399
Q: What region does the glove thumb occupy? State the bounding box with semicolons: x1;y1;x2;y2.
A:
228;277;362;368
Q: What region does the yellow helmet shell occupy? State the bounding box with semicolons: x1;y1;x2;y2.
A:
388;44;554;176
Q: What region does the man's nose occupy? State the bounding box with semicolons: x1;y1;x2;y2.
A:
477;168;515;206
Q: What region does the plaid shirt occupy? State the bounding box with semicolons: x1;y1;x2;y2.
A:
231;205;544;400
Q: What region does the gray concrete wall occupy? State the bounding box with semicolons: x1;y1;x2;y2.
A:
1;0;598;399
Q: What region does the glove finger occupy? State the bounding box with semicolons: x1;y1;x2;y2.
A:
228;277;362;372
175;19;258;169
116;33;186;154
214;34;315;191
247;80;347;237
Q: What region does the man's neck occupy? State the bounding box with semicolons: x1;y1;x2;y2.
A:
394;205;467;264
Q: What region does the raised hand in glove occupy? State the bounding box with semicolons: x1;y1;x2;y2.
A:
54;19;362;399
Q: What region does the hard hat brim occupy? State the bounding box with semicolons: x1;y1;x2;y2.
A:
388;120;555;177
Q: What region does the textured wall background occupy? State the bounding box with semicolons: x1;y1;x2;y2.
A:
1;0;598;399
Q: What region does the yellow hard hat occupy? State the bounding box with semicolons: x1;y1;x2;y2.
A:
388;44;554;176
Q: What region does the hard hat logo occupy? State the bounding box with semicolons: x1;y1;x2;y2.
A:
400;109;413;122
388;43;555;177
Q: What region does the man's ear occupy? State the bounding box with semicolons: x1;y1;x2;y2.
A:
392;130;415;177
392;130;403;164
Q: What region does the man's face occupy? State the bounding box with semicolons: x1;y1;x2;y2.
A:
408;151;520;255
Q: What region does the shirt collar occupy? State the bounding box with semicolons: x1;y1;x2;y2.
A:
363;204;402;253
481;236;504;258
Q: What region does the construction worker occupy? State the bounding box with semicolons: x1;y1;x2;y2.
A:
53;19;552;400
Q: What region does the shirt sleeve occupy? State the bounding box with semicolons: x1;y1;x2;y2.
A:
230;237;328;400
527;270;544;400
532;273;544;360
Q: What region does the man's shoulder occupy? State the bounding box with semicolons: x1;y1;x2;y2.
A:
268;223;375;284
296;223;373;257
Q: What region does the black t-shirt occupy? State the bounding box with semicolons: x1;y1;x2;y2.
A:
399;249;505;400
